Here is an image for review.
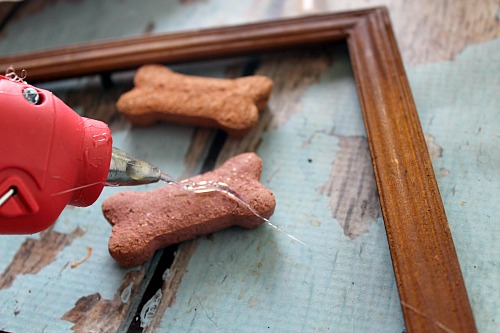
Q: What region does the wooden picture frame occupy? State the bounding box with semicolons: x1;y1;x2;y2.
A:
0;7;476;332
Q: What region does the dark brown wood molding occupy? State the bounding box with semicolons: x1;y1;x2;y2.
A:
0;10;367;82
0;7;476;333
347;10;476;333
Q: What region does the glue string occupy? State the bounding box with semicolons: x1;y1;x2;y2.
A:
50;181;106;196
51;173;318;258
159;173;311;250
184;180;310;248
175;179;342;266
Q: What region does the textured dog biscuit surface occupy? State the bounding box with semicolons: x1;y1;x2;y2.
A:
116;65;273;137
102;153;276;268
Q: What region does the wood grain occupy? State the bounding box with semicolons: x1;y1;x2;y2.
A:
144;242;198;333
291;0;500;64
0;10;363;82
347;8;476;332
61;269;143;332
0;227;84;290
0;7;477;332
2;0;498;66
319;136;381;239
382;0;500;64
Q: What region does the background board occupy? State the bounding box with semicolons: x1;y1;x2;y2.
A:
0;1;498;332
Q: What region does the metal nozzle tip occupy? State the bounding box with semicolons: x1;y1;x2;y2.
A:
106;147;161;186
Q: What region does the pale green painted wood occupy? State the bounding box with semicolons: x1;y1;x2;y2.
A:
0;1;498;332
154;43;406;333
153;38;500;333
0;0;273;56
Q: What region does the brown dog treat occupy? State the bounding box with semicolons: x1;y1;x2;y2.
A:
116;65;273;138
102;153;276;268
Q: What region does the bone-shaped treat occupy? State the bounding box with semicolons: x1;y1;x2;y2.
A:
116;65;273;138
102;153;276;268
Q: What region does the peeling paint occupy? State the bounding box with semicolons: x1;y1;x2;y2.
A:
0;227;84;290
143;242;199;332
318;136;381;239
257;50;332;130
425;133;443;160
439;167;450;177
61;269;142;332
161;243;197;309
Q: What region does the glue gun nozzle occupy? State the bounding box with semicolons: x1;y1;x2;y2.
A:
106;147;161;186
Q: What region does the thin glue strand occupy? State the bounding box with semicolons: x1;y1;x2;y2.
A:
175;179;311;249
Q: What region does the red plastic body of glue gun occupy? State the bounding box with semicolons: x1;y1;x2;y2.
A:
0;75;113;234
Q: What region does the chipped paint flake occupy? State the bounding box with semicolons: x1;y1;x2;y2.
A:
61;269;142;332
425;133;443;160
0;227;84;290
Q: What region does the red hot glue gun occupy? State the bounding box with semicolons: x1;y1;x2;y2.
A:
0;74;163;234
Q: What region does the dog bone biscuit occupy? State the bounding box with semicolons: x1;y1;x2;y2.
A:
116;65;273;138
102;153;276;268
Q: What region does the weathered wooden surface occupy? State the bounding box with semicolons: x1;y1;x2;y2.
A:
0;1;498;333
1;0;498;65
150;44;406;332
314;0;500;64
